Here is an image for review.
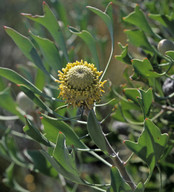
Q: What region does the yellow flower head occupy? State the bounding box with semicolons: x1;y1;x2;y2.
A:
56;60;107;110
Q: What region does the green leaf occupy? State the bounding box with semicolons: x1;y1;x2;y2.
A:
107;166;131;192
87;4;114;80
19;85;52;113
0;67;56;101
68;26;99;70
87;110;109;154
3;163;30;192
115;43;132;65
134;182;144;192
25;150;57;177
123;5;159;39
2;133;27;167
53;133;79;177
166;50;174;59
41;150;84;184
124;88;140;103
0;86;24;120
125;119;168;178
124;29;154;52
148;14;174;34
30;32;62;71
137;88;153;118
4;27;51;77
131;58;164;78
22;1;68;61
23;117;51;147
42;114;86;149
87;5;113;43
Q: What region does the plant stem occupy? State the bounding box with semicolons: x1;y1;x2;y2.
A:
104;135;137;190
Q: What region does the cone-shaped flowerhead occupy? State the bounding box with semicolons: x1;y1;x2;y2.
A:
56;60;107;109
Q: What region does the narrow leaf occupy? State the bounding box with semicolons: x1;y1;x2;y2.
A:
87;110;108;154
30;32;62;70
41;150;84;184
42;114;86;149
22;1;68;61
87;5;113;43
25;150;57;177
4;27;50;77
23;117;51;147
53;133;79;176
0;67;55;100
68;26;99;70
19;85;52;113
107;166;131;192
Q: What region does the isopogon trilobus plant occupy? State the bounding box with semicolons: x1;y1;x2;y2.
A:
1;1;174;191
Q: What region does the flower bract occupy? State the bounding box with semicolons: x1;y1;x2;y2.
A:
56;60;107;109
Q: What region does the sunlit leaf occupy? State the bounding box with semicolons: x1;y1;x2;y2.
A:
4;27;51;77
123;5;159;39
115;43;132;65
30;32;62;70
22;1;69;61
124;29;154;53
87;5;113;43
131;58;164;78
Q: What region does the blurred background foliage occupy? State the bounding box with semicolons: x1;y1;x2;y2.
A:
1;0;174;192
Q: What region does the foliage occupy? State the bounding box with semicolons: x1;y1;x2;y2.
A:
0;0;174;191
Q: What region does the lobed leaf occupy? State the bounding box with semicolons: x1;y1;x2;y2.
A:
115;43;132;65
22;1;68;61
131;58;164;78
124;119;168;179
87;5;114;43
123;5;159;39
124;29;154;53
137;88;153;118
